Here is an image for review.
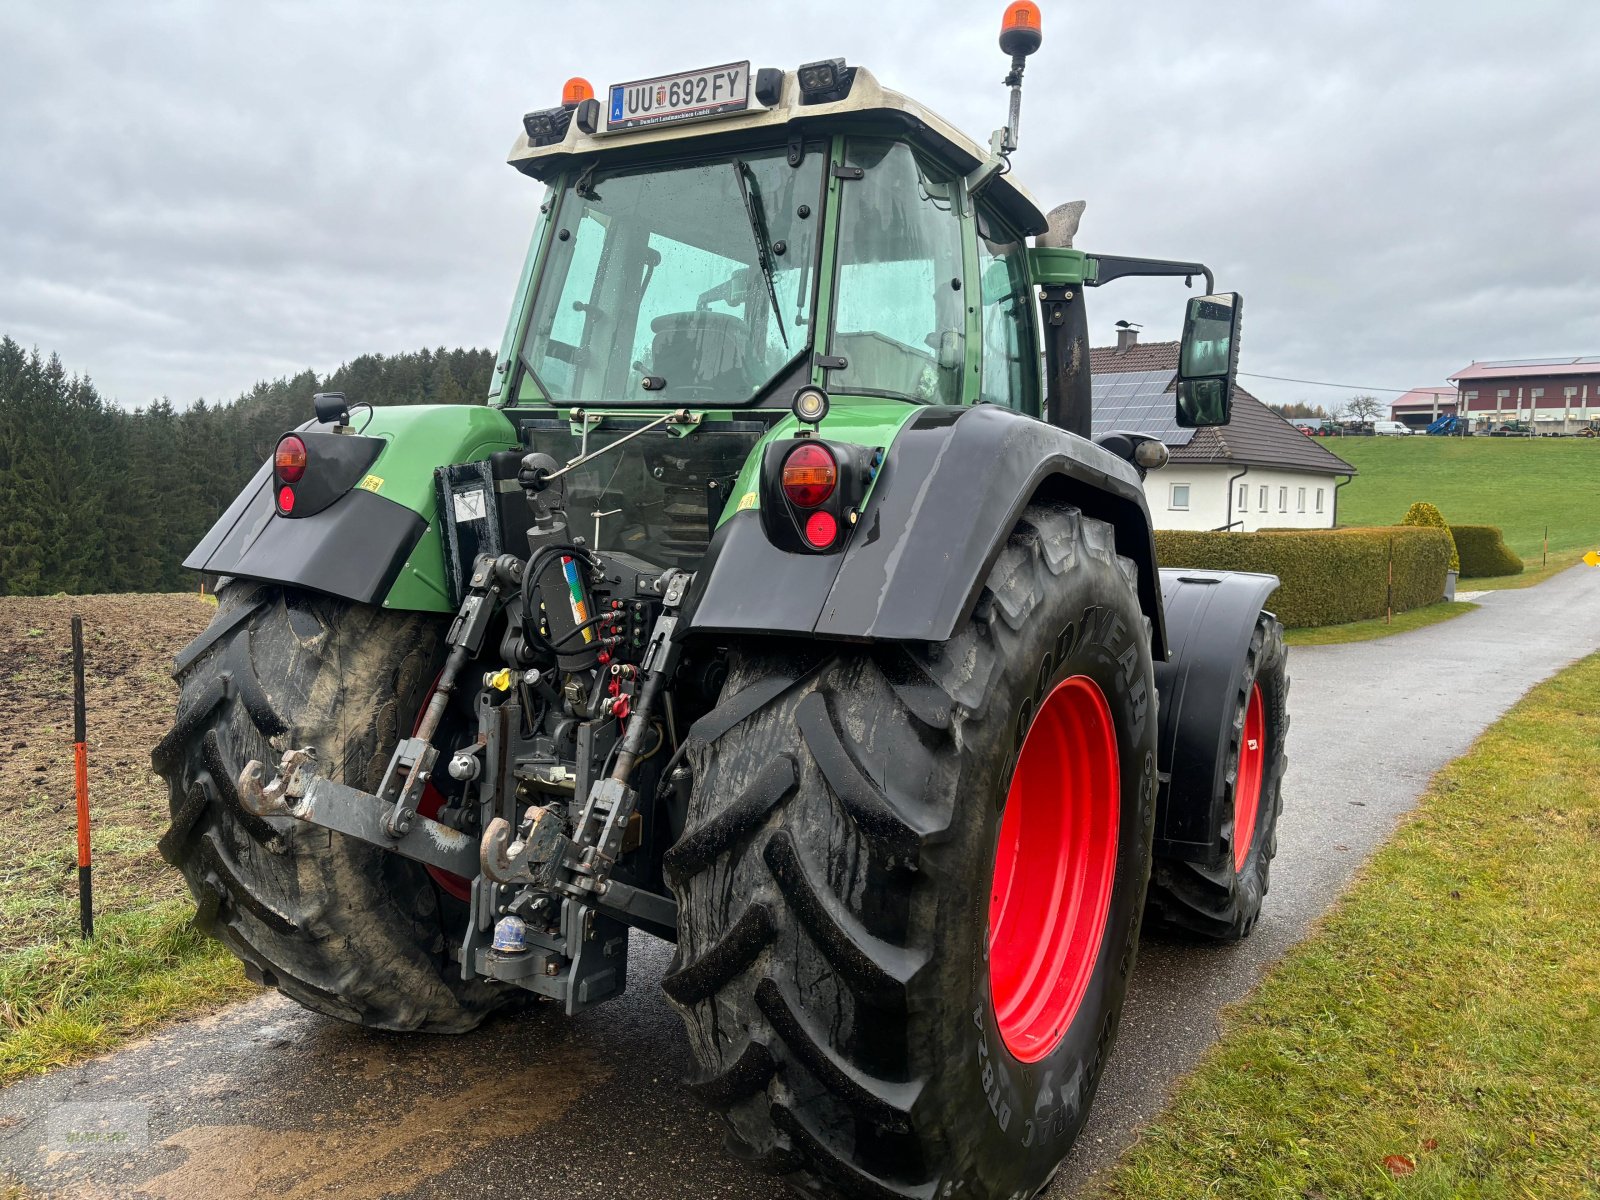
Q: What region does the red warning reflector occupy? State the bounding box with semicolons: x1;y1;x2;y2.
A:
277;485;296;514
804;509;838;549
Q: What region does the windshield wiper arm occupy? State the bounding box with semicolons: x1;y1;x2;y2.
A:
731;159;788;350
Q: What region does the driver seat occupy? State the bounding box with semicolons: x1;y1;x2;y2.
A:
648;311;750;394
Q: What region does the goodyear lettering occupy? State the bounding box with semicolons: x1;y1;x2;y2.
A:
1016;604;1127;751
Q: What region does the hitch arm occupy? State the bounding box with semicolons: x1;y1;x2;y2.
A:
238;752;479;879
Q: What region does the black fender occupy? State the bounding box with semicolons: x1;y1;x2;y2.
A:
183;460;426;607
1152;567;1281;862
682;403;1169;655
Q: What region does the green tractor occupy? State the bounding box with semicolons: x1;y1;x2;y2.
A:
156;7;1289;1196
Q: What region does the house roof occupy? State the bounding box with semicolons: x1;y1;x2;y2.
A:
1449;356;1600;382
1091;340;1356;477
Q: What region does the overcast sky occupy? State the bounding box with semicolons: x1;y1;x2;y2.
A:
3;1;1597;411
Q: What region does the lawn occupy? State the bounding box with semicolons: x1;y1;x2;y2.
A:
1331;436;1600;563
1095;651;1600;1198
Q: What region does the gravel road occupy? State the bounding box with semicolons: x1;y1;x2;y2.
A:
4;564;1598;1200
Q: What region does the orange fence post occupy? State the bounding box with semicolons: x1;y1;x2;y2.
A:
71;615;93;939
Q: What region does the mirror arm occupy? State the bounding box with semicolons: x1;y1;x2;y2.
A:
1086;254;1214;296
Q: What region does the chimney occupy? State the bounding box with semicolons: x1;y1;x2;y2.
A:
1114;320;1142;355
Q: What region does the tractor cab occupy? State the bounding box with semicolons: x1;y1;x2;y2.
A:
497;64;1050;417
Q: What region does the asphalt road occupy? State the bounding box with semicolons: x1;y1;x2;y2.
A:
5;564;1599;1200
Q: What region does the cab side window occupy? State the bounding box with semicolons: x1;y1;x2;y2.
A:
831;139;966;404
977;215;1040;415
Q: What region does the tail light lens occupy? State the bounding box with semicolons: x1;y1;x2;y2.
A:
276;485;296;514
275;434;308;484
781;442;837;508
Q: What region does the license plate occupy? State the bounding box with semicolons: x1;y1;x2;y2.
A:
606;61;751;133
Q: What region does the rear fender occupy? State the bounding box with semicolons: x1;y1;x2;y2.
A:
184;405;518;612
682;404;1168;656
1152;568;1281;863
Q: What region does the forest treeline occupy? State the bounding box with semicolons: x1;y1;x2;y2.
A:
0;336;494;596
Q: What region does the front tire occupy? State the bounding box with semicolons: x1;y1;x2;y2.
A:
153;584;511;1032
1145;614;1289;941
666;505;1158;1198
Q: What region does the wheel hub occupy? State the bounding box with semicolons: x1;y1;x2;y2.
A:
987;675;1120;1063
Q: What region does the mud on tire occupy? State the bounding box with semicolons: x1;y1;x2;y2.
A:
1144;614;1289;941
665;505;1159;1199
152;584;510;1032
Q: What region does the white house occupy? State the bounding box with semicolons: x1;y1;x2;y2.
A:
1091;337;1356;532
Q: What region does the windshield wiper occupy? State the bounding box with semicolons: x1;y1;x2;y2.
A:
731;160;788;350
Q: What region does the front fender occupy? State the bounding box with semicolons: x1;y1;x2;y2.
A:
683;404;1168;654
184;405;518;611
1152;568;1281;861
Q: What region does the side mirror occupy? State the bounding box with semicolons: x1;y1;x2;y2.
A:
1175;292;1242;428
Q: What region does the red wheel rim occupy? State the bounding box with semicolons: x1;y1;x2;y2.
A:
413;672;473;903
1233;683;1266;873
418;782;473;902
987;676;1120;1063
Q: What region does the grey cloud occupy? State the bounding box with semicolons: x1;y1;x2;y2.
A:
2;0;1596;409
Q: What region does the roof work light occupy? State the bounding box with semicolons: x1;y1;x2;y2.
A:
796;57;855;104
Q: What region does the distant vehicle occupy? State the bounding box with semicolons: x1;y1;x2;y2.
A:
1372;420;1412;436
1426;414;1467;436
1289;418;1322;436
1489;420;1535;437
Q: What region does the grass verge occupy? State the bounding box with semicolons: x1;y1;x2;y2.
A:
1284;600;1478;647
1468;547;1587;591
0;900;252;1085
1096;651;1600;1198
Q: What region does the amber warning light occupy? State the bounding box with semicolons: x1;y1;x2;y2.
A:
562;77;594;107
1000;2;1043;56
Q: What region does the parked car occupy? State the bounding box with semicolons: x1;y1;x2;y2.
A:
1373;420;1413;436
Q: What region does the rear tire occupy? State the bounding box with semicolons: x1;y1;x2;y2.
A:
152;583;511;1032
666;505;1158;1199
1145;614;1288;941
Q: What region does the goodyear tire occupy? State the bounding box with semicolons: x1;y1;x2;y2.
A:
152;583;510;1032
1145;614;1288;941
665;505;1158;1199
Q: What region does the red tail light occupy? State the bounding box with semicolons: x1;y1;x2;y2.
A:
781;442;837;508
275;434;308;484
277;485;296;514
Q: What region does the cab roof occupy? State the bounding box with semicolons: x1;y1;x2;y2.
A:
507;66;1049;238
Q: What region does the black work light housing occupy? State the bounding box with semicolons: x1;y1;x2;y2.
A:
522;105;574;147
313;391;349;427
796;58;856;104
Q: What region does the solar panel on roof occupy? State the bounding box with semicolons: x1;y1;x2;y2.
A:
1475;356;1599;368
1090;369;1197;446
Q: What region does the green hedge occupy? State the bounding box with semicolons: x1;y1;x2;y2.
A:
1154;527;1453;628
1400;502;1459;572
1451;524;1523;578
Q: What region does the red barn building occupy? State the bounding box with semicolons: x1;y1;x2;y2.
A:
1390;386;1456;429
1449;357;1600;434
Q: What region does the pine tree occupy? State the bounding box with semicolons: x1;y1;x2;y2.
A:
0;339;495;595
